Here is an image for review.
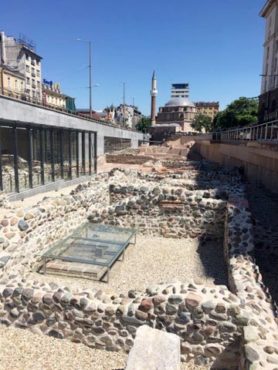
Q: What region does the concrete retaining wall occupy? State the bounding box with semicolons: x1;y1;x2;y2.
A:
0;96;145;156
193;140;278;194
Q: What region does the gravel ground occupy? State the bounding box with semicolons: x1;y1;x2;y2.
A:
0;325;126;370
30;235;228;296
0;326;209;370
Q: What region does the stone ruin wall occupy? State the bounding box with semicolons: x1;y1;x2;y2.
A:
0;168;277;369
99;185;227;239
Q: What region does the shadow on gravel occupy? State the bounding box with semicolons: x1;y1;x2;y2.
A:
247;182;278;307
197;238;228;286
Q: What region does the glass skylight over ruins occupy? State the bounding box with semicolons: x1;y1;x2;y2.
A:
41;223;136;281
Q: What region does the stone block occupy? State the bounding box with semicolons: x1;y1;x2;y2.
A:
126;325;180;370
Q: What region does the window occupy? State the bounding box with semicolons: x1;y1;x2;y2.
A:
7;77;11;89
271;99;276;112
274;58;278;73
15;79;18;90
37;70;40;77
27;77;30;85
37;81;40;88
26;65;30;72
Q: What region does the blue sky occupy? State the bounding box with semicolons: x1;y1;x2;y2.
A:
1;0;265;114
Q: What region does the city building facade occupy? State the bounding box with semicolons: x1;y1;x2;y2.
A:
0;31;42;103
114;104;142;129
156;83;197;132
259;0;278;122
195;102;220;120
171;83;189;99
0;65;25;99
42;80;67;110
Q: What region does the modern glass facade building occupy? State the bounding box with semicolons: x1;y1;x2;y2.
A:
0;119;97;193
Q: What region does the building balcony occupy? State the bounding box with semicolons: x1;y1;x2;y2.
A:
31;60;35;66
31;72;36;77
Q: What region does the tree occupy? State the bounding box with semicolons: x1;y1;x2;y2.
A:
214;97;258;130
104;104;115;113
135;117;152;133
191;113;213;133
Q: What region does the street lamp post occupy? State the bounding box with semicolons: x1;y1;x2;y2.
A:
77;38;92;118
88;41;92;118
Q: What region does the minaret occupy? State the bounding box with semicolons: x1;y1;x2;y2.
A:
150;71;158;125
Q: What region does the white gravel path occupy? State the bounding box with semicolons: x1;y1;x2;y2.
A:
30;235;227;296
0;326;209;370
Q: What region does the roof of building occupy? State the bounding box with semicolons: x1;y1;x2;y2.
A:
165;97;195;108
260;0;276;17
21;45;42;60
0;65;25;79
195;101;219;108
42;87;66;98
171;83;189;89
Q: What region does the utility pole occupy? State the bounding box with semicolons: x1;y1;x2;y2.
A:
123;82;126;124
89;41;92;118
77;38;93;118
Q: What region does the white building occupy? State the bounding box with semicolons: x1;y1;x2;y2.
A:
170;83;189;99
260;0;278;94
0;32;42;102
115;104;142;129
259;1;278;121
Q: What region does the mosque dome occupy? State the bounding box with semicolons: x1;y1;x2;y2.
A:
165;97;195;108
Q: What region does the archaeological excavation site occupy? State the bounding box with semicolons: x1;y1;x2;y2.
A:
0;141;278;370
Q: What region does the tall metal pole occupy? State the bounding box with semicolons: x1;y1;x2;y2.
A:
89;41;92;118
123;82;126;124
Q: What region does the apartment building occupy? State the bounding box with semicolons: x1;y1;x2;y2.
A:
195;102;220;120
0;65;25;99
0;31;42;102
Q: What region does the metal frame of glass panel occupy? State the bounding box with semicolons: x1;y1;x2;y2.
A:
0;118;97;193
40;223;136;282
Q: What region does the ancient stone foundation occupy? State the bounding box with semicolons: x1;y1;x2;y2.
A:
0;163;277;369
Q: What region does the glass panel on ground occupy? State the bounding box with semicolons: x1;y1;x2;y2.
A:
41;223;136;281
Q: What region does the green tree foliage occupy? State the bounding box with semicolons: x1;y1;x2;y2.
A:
135;117;152;132
191;113;213;133
213;97;258;130
104;104;115;113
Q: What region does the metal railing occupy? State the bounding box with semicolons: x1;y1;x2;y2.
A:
214;120;278;143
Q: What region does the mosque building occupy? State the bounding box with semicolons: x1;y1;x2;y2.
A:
155;82;197;132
